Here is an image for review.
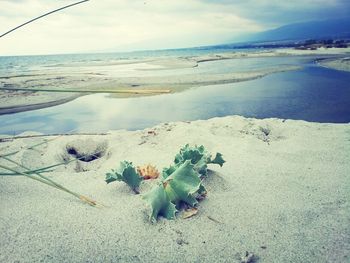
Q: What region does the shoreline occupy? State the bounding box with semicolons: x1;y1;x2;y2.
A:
0;115;349;262
0;93;80;115
0;65;300;115
1;47;349;115
317;57;350;72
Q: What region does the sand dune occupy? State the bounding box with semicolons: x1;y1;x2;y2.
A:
0;116;349;262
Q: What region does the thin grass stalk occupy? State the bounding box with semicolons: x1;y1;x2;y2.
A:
0;127;79;154
0;149;105;175
0;164;61;188
0;170;54;176
1;137;58;157
0;162;97;206
2;156;70;188
0;131;107;142
0;132;100;206
0;87;171;94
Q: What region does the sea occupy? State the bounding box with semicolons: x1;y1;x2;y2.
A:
0;47;350;135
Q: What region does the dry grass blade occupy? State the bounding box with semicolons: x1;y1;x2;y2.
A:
0;137;58;157
0;163;60;188
0;87;171;94
0;169;55;176
0;132;109;143
0;160;98;207
0;149;105;175
0;131;105;206
0;127;79;157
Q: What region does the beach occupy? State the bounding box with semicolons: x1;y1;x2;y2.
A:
318;57;350;72
2;0;350;261
1;47;349;115
0;115;349;262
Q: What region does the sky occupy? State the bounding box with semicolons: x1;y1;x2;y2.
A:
0;0;349;56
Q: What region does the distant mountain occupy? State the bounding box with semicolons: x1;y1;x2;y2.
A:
248;18;350;42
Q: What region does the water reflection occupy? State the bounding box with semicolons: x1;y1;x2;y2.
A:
1;65;349;135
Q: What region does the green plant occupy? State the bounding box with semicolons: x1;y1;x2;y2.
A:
142;184;177;222
163;144;225;178
143;160;204;222
105;161;143;193
106;144;225;222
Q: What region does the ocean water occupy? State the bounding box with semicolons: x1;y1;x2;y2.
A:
0;47;245;76
0;48;350;135
0;47;260;92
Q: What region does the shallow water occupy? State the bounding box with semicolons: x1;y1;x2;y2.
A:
1;52;315;95
0;47;239;77
0;58;349;135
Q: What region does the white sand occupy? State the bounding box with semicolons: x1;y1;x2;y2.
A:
0;115;349;262
318;57;350;72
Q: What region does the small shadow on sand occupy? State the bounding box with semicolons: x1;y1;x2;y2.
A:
203;169;231;192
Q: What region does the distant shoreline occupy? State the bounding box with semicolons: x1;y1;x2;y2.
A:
317;57;350;72
1;47;349;115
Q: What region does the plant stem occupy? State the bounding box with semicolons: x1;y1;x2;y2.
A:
0;149;104;175
0;170;54;176
0;87;171;94
0;137;57;157
0;162;97;206
0;132;109;143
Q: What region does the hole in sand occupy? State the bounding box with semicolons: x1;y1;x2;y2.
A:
259;126;271;136
65;139;108;163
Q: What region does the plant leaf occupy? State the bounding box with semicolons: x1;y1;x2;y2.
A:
172;144;225;177
142;145;225;222
164;160;201;207
209;152;225;167
162;165;177;179
105;161;143;193
197;184;207;198
174;144;207;167
142;184;177;223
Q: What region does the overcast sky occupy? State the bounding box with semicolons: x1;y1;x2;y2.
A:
0;0;349;56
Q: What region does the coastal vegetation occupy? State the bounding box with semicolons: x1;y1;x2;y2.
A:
105;144;225;222
0;137;99;206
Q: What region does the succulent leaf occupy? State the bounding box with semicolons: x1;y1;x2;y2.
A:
105;161;143;193
139;144;225;222
172;144;225;176
197;184;207;197
164;160;201;207
142;184;177;223
162;165;177;179
209;152;226;167
174;144;206;166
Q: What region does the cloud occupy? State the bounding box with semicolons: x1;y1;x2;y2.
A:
200;0;350;26
0;0;262;55
0;0;348;55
